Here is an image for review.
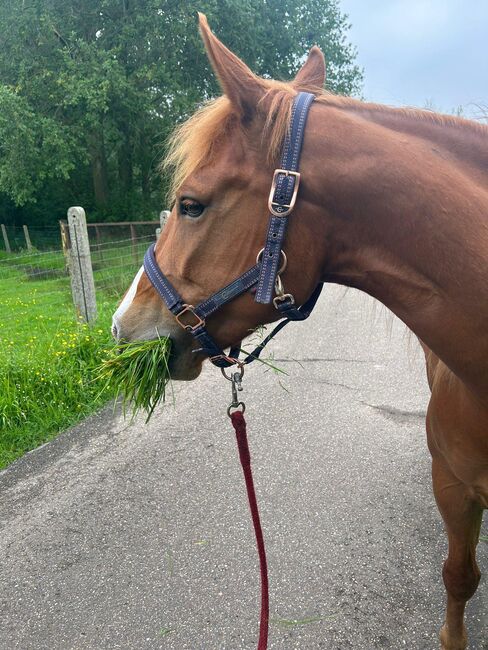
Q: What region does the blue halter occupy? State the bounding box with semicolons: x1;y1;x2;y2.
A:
143;91;323;368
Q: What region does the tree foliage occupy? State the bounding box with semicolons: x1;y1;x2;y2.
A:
0;0;362;226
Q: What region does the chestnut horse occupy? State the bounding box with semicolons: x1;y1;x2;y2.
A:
112;14;487;650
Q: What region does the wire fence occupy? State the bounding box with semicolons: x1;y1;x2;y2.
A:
90;233;157;298
0;219;163;254
0;210;168;343
0;224;62;252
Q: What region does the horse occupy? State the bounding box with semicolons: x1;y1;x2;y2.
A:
112;14;487;650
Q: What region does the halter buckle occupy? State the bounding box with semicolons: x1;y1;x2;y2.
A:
273;293;295;309
210;354;240;366
175;304;205;332
268;169;301;217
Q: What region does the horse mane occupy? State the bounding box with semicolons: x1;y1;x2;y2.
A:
163;79;488;201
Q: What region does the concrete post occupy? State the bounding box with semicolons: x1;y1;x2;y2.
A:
156;210;170;238
160;210;170;231
23;225;33;251
1;224;11;253
67;207;97;323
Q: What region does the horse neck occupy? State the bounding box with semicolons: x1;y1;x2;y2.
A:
304;100;488;396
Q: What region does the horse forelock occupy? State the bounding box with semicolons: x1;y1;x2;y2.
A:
162;96;236;202
161;79;305;202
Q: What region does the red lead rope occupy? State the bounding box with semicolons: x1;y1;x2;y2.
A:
230;410;269;650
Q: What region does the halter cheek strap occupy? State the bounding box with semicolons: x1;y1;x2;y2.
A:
255;91;315;304
143;91;322;368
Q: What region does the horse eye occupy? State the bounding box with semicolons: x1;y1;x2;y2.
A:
179;199;205;219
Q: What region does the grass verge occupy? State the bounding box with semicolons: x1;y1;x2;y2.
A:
0;247;142;469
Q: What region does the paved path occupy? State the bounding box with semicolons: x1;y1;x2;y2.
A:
1;287;486;650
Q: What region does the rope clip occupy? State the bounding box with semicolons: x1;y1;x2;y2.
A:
222;366;245;417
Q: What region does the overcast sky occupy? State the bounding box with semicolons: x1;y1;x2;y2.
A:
339;0;488;118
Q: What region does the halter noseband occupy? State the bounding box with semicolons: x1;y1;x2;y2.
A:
143;91;323;369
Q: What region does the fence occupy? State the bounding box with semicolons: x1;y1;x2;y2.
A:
0;209;170;336
0;216;170;255
1;223;62;253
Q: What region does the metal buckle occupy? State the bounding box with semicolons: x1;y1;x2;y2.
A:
175;304;205;332
273;293;295;309
210;353;240;366
268;169;301;217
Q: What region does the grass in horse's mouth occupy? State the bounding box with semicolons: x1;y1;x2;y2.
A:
96;337;171;421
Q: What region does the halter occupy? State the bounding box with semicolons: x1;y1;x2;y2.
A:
143;91;323;368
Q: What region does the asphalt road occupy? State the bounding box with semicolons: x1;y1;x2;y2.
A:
1;286;486;650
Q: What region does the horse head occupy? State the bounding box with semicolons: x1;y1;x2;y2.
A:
112;14;327;379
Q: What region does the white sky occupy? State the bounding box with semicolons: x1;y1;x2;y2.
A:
340;0;488;118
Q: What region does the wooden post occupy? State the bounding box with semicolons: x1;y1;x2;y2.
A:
67;207;97;323
60;220;71;274
23;225;33;251
130;223;138;263
1;224;11;253
95;225;104;263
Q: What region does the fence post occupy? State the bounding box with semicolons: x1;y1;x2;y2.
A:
156;210;170;238
67;207;97;323
22;225;33;251
94;225;104;263
160;210;170;230
130;223;138;263
59;219;71;274
1;224;11;253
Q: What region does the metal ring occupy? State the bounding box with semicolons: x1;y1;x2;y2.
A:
256;248;287;274
227;402;246;417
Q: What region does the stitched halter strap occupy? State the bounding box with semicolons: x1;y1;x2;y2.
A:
143;91;321;368
255;91;315;303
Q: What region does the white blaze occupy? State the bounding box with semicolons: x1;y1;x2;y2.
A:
113;265;144;324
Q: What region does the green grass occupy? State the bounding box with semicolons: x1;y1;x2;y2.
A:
0;244;149;469
96;337;171;422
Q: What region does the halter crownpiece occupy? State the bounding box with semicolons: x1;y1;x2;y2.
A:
143;91;323;368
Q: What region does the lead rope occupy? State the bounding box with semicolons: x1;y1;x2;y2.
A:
225;368;269;649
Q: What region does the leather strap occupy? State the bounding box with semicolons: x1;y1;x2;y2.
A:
254;92;315;304
143;243;184;315
242;283;323;364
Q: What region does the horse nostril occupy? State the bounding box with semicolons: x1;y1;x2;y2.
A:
111;321;119;340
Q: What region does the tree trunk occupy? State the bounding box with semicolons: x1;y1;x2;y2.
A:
89;129;109;208
141;160;151;205
118;127;133;195
140;131;152;206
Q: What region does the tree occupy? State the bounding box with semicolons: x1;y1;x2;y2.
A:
0;0;362;227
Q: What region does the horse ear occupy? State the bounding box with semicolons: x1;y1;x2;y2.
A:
293;46;326;90
198;13;265;118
